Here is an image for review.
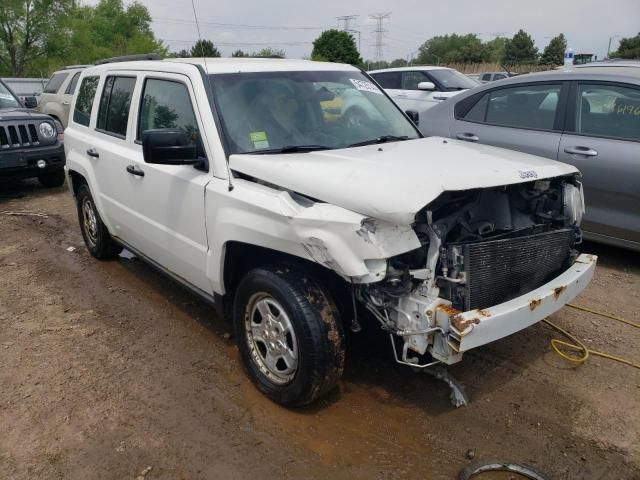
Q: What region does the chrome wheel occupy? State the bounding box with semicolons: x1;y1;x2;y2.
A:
81;196;98;247
245;293;298;385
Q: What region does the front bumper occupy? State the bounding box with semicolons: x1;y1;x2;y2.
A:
438;253;597;353
0;143;65;180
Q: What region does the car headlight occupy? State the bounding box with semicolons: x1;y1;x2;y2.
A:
564;182;585;226
39;121;55;139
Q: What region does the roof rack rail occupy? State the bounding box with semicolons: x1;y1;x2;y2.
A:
94;53;161;65
62;64;91;70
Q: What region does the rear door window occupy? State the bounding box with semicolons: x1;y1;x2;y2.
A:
370;72;401;89
575;83;640;142
44;72;69;94
73;76;99;127
462;83;562;130
96;76;136;137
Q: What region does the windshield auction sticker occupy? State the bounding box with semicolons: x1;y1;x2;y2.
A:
350;79;383;95
250;131;270;149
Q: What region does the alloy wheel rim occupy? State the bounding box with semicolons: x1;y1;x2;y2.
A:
245;293;298;385
82;197;98;247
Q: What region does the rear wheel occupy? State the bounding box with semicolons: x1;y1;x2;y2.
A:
38;170;65;188
76;184;122;259
233;265;345;406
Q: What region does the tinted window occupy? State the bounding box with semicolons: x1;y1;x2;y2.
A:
73;76;99;127
463;93;489;122
481;74;491;81
402;71;428;90
429;69;478;90
576;83;640;141
468;84;562;130
44;72;69;94
138;79;199;140
494;73;507;81
370;72;401;89
97;76;136;137
65;72;81;95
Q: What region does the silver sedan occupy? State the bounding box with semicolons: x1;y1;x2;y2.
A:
419;65;640;252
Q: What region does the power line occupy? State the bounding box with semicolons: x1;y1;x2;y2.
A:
152;17;329;31
369;12;391;62
162;39;313;46
337;15;361;54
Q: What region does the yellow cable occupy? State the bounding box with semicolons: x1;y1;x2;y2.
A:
542;304;640;370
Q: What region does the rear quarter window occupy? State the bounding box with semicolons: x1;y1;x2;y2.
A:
44;72;69;94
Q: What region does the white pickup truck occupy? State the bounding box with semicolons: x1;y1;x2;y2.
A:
64;56;596;407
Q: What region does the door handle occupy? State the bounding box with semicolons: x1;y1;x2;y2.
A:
62;101;70;106
564;146;598;157
396;94;408;98
86;148;99;158
456;132;479;142
126;164;145;177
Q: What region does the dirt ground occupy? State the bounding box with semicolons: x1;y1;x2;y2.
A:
1;180;639;480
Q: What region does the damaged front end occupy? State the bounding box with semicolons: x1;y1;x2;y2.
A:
356;175;596;367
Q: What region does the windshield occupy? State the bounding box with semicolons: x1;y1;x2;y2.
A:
0;82;20;109
209;70;420;154
430;69;478;91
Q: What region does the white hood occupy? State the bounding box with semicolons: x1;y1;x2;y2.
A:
229;137;578;225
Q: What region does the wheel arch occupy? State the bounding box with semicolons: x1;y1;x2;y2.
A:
220;241;352;323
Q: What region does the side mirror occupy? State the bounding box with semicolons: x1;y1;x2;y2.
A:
142;129;201;165
405;110;420;126
417;81;436;91
23;96;37;109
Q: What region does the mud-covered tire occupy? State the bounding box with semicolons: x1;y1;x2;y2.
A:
76;184;122;259
38;170;65;188
233;265;345;407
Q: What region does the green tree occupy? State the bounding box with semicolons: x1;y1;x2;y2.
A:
485;37;508;63
251;47;285;58
0;0;73;76
415;34;488;65
390;58;408;67
612;33;640;59
52;0;166;71
232;49;249;57
174;49;191;58
311;29;362;65
190;39;220;58
539;33;567;65
503;29;538;64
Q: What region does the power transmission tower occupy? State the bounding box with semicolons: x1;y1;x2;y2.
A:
369;12;391;63
337;15;358;32
337;15;361;55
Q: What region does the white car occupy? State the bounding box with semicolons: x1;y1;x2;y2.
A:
64;56;595;407
369;66;479;111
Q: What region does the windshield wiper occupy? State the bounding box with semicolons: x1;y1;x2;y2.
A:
348;135;409;148
250;145;333;154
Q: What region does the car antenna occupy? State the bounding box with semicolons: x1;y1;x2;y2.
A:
189;0;234;192
500;63;513;77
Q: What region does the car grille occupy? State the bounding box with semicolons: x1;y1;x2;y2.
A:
0;123;40;149
459;228;575;310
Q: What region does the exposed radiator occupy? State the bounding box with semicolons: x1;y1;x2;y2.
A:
454;228;575;311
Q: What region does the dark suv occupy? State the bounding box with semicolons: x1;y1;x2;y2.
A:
0;79;65;187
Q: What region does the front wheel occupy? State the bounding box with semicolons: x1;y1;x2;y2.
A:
233;265;345;407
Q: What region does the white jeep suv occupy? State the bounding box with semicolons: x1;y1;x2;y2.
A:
64;56;596;407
